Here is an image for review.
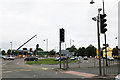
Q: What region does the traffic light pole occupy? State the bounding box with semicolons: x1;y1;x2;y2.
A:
105;34;108;66
97;13;102;76
59;41;62;69
102;0;108;67
59;28;65;69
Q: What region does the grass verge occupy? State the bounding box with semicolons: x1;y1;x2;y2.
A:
26;58;78;64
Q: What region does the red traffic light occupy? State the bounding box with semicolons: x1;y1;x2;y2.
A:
100;14;107;18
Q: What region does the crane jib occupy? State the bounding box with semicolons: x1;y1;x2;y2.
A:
10;35;37;55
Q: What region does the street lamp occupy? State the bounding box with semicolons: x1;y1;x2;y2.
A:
10;42;12;54
91;7;102;76
70;39;74;47
43;39;48;51
90;0;95;4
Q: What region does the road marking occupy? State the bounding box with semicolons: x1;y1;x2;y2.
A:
3;71;13;74
23;70;31;71
2;69;31;74
63;71;97;78
41;68;48;70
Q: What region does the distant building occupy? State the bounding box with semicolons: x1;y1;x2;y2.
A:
103;47;112;58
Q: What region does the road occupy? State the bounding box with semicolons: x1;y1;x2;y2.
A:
2;58;87;78
1;58;119;79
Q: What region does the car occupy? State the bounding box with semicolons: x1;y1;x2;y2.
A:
70;56;78;60
55;57;66;61
115;74;120;80
24;56;38;61
2;56;9;60
107;57;114;61
55;57;60;61
75;56;78;60
9;56;15;60
83;56;88;60
70;57;76;60
2;55;15;60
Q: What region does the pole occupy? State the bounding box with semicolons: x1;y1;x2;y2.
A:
97;12;102;76
0;48;1;55
103;0;105;14
59;41;62;69
65;43;66;50
105;34;108;66
102;0;108;67
10;42;12;54
46;39;48;51
70;39;71;47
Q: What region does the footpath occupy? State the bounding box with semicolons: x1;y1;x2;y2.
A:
55;65;117;80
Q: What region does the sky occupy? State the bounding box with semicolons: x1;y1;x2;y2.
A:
0;0;119;52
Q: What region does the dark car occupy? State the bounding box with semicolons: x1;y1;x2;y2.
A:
24;56;38;61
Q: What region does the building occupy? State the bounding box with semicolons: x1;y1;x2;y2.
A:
103;47;112;58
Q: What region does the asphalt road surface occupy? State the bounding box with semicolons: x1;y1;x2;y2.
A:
1;58;119;79
2;58;86;78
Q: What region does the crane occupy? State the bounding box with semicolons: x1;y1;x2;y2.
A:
10;35;37;55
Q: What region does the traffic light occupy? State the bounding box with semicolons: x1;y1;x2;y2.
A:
60;28;65;42
36;44;39;50
100;14;107;33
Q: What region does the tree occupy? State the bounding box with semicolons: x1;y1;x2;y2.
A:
66;45;77;56
112;47;118;56
85;44;96;57
77;47;82;56
48;49;56;55
1;50;6;55
77;47;86;57
7;49;11;55
38;48;43;51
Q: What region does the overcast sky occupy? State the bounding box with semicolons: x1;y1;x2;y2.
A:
0;0;119;51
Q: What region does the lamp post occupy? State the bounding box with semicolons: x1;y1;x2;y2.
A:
70;39;74;47
91;7;102;77
43;39;48;51
65;43;66;50
10;42;12;54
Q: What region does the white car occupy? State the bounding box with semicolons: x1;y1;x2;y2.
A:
2;55;15;60
115;74;120;80
107;57;114;61
55;57;60;61
9;56;15;60
83;56;88;60
2;56;8;60
70;57;76;60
